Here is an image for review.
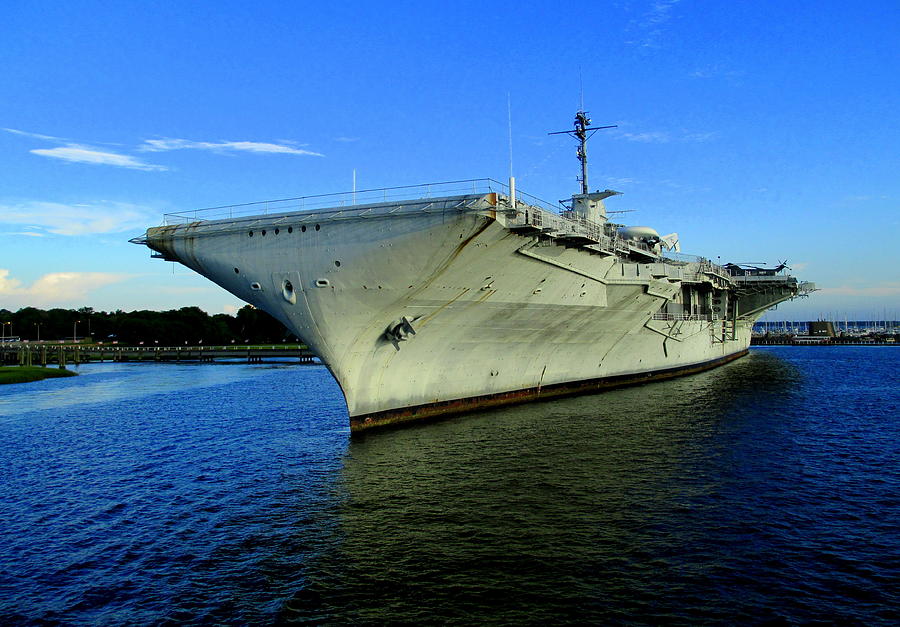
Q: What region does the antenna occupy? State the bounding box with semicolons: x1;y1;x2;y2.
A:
549;110;616;195
579;67;584;112
507;93;516;206
507;92;513;180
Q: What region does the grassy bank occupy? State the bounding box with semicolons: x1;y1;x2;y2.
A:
0;366;77;385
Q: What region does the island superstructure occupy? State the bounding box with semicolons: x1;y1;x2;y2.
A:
134;111;813;431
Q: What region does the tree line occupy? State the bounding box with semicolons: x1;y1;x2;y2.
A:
0;305;296;345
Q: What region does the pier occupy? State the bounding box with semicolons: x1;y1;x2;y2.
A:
0;344;317;367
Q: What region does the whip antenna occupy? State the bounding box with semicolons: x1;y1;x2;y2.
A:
508;92;516;205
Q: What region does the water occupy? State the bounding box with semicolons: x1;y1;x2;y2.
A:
0;348;897;625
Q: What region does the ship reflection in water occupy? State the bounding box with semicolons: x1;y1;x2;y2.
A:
281;349;895;624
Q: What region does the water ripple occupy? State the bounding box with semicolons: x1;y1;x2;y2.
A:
0;349;897;624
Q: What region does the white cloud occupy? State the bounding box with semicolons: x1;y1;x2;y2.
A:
334;136;360;143
0;268;130;307
604;177;637;187
31;144;168;171
682;132;717;142
0;200;159;236
618;131;672;143
3;128;67;141
139;138;323;156
613;129;716;144
646;0;680;25
690;66;745;81
222;304;240;315
625;0;681;48
7;128;322;170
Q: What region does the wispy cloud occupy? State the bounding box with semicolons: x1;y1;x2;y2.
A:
684;132;717;142
139;138;324;156
5;127;322;170
3;128;67;141
613;128;716;144
617;131;672;143
625;0;681;48
0;268;130;306
333;136;360;143
31;145;168;171
690;66;745;80
0;200;159;236
604;176;638;187
5;128;168;171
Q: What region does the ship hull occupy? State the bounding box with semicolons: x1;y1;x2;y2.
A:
351;349;748;430
143;192;780;432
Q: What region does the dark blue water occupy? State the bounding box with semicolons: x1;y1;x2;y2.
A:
1;348;897;625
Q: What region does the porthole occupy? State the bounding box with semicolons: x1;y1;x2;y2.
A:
274;228;280;235
288;226;293;234
315;224;320;231
315;279;330;288
261;229;267;236
301;225;307;233
250;282;262;291
233;267;240;274
334;260;341;268
249;231;254;237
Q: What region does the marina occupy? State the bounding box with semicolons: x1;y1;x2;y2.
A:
751;320;900;345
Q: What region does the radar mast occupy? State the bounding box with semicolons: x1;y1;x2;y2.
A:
549;110;617;194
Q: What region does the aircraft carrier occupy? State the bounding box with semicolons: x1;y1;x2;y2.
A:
134;111;813;431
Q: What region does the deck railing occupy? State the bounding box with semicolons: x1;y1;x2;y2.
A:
162;178;560;225
652;313;716;321
507;204;658;258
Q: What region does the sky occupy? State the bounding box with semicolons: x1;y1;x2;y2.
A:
1;0;898;322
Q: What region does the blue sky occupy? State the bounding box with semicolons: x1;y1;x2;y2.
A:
1;0;898;321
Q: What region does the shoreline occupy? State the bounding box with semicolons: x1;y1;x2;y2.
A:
0;366;77;385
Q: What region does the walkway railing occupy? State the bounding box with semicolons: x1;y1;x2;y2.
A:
162;178;559;225
652;313;716;321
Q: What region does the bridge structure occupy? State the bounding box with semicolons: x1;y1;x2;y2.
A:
0;344;317;367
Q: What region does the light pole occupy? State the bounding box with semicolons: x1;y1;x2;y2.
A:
73;320;80;343
34;323;41;342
